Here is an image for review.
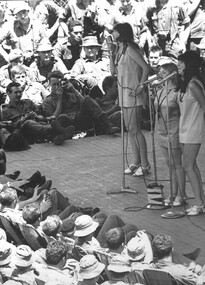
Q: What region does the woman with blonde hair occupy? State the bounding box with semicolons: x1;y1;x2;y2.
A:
154;57;186;206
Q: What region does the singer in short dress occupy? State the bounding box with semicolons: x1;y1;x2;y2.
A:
154;58;186;206
177;51;205;216
109;22;150;177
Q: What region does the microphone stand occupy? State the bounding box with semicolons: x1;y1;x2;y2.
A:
161;80;185;219
146;82;167;210
107;75;138;195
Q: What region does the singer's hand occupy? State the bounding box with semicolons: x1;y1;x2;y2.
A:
135;84;144;96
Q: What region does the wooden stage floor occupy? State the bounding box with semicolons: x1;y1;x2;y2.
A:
5;131;205;265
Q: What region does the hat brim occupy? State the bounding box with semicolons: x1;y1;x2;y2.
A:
14;8;30;15
196;44;205;49
0;255;12;266
107;264;131;273
74;221;99;237
81;44;101;47
37;48;53;52
13;256;33;267
80;262;105;279
126;251;145;261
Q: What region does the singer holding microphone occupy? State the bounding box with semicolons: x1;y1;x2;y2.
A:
109;22;150;177
154;57;186;207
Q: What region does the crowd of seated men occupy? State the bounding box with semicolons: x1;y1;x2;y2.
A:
0;0;205;151
0;149;204;284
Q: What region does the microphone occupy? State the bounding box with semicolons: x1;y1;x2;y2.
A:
152;71;177;86
142;75;158;85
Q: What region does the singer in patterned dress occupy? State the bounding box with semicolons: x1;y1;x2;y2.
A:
109;22;150;177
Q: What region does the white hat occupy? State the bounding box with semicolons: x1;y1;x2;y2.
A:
74;215;99;237
125;236;145;261
107;255;131;273
13;1;30;15
196;37;205;49
81;36;101;47
79;255;105;279
12;245;33;267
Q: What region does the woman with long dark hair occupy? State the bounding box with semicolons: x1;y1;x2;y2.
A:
177;50;205;216
109;22;150;177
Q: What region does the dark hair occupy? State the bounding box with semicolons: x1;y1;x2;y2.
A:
105;227;125;250
22;203;41;225
113;22;134;44
48;70;64;81
0;149;6;175
6;82;21;93
177;50;202;93
102;76;117;92
46;240;67;265
0;188;17;207
152;234;173;260
149;45;163;56
68;19;83;32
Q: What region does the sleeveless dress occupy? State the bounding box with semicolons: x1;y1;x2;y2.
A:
115;43;145;108
154;86;180;149
179;77;205;144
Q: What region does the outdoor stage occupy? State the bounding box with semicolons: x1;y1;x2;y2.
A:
6;131;205;265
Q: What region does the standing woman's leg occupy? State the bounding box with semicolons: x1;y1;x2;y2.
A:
123;107;141;166
181;143;204;206
171;147;186;198
129;106;149;168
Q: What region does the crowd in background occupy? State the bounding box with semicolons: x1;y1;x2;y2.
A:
0;0;205;283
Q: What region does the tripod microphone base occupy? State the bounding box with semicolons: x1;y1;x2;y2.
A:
107;186;138;195
161;210;185;219
146;203;170;210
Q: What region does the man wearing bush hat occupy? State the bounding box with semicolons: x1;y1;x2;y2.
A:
79;254;105;282
70;35;110;89
30;38;70;89
74;215;102;254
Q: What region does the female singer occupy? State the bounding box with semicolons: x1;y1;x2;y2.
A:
154;58;186;206
177;50;205;216
109;23;150;177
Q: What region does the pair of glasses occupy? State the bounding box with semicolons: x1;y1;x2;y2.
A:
73;31;83;35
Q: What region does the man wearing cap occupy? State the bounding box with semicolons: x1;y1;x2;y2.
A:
69;35;110;89
29;38;70;90
11;1;46;61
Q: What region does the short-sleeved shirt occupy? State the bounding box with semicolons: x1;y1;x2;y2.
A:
2;99;37;122
13;18;46;53
146;2;190;43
